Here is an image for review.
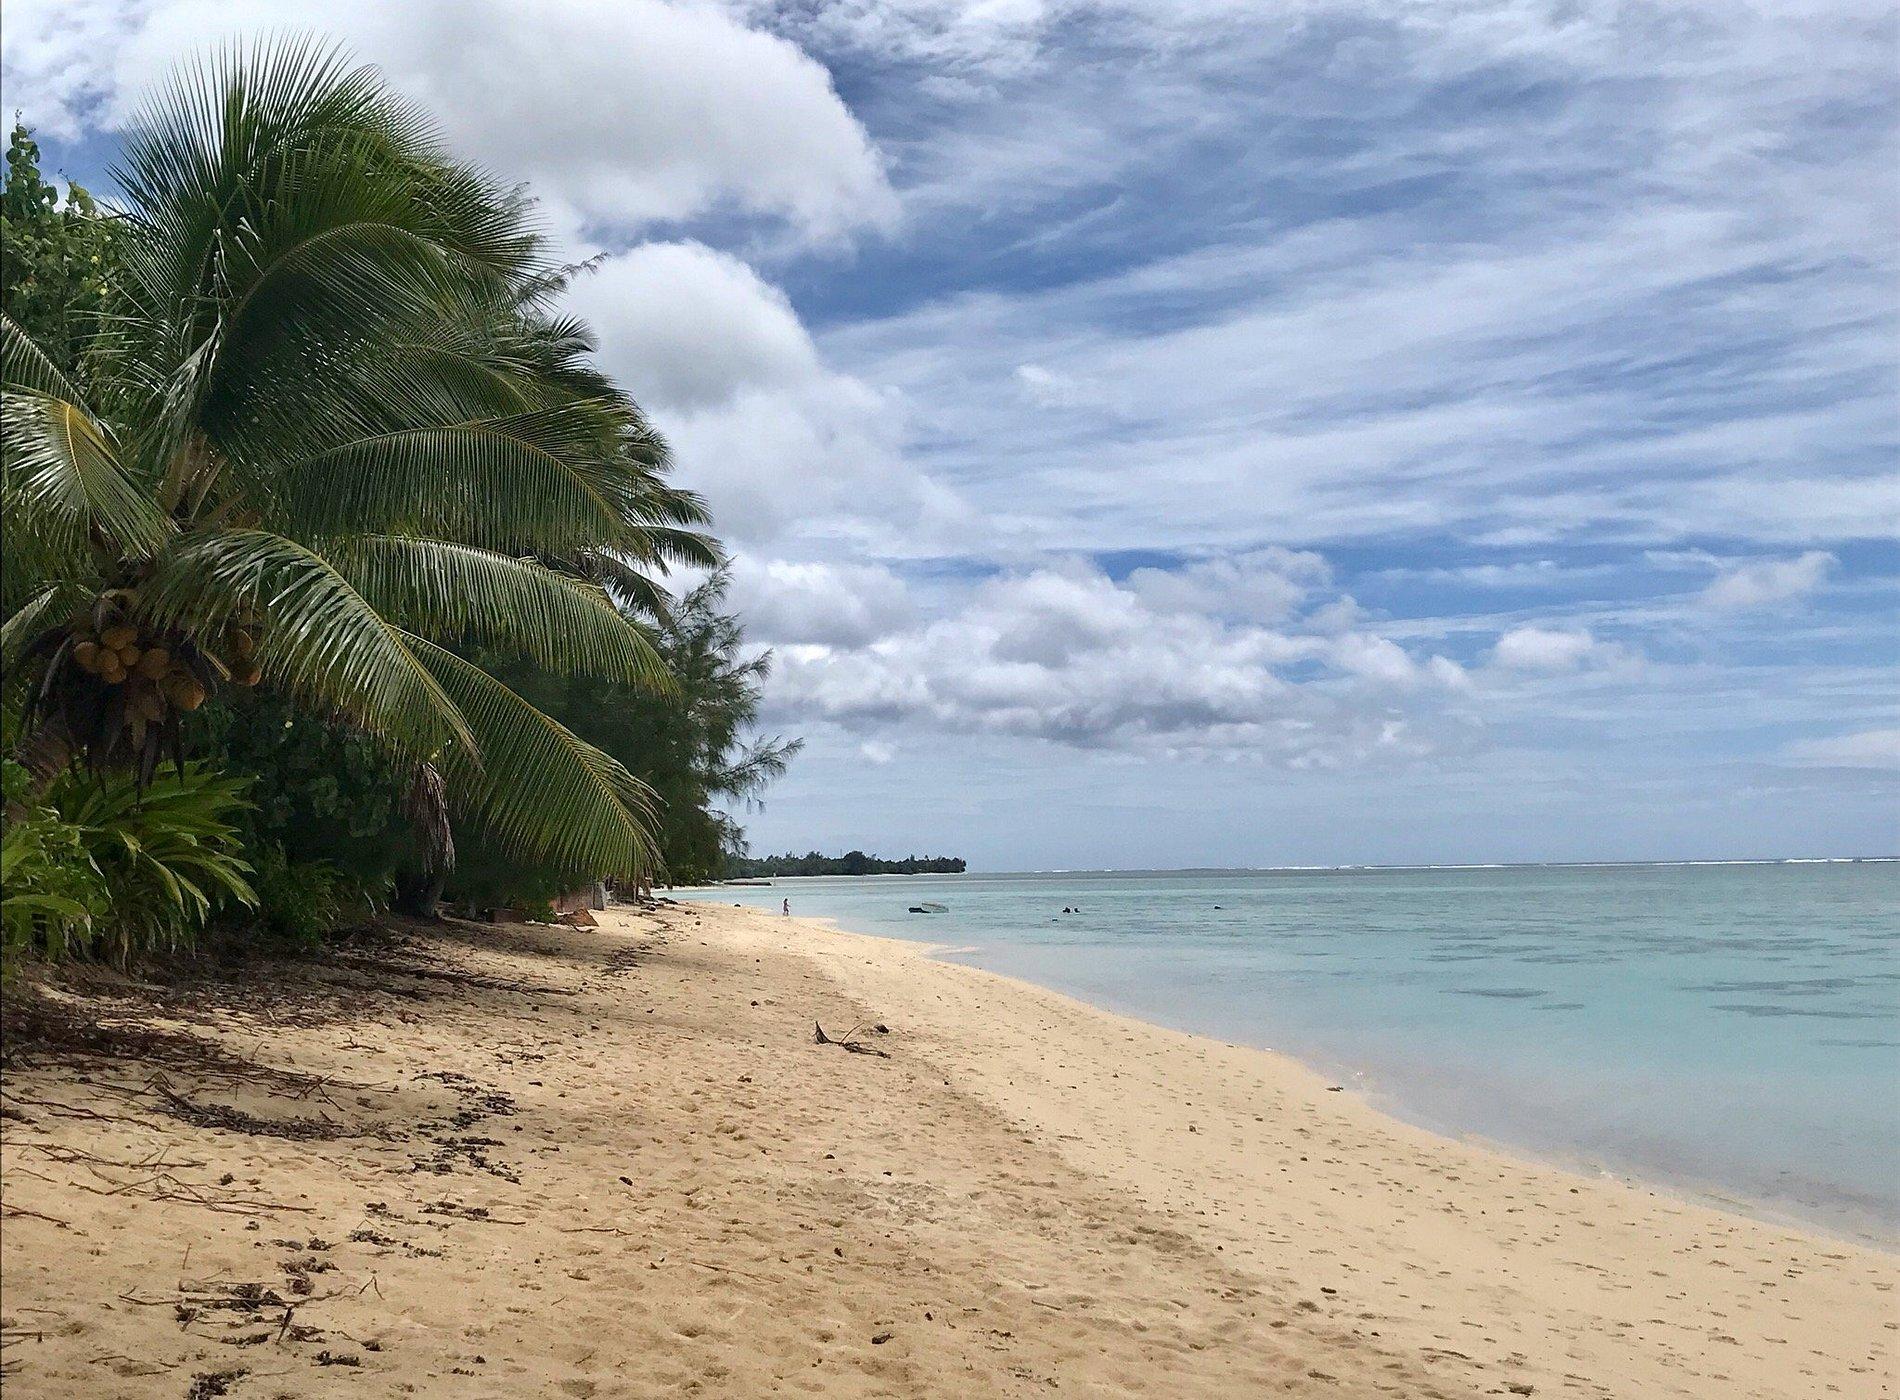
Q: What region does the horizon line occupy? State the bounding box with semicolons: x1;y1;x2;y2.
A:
742;856;1897;878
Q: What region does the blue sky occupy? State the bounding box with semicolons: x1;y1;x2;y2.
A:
10;1;1896;866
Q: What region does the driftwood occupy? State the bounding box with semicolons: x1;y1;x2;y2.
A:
150;1084;350;1141
812;1022;890;1058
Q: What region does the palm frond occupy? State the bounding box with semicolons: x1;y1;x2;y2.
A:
267;404;640;553
1;313;89;404
2;585;86;669
1;392;172;556
579;551;676;623
408;635;658;878
324;535;669;687
626;525;724;570
141;529;475;755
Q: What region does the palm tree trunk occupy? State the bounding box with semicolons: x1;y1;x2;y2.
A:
393;761;454;918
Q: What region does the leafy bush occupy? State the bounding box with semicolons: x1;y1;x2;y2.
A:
1;761;108;964
443;823;587;915
41;764;256;964
193;693;416;903
245;844;379;948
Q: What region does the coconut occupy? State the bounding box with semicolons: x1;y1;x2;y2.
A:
137;647;171;679
72;640;102;671
101;624;138;650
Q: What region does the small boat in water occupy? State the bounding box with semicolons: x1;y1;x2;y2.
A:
908;902;949;914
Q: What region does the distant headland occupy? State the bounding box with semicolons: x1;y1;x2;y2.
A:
725;851;967;877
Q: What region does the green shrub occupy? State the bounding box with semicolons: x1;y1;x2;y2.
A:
41;763;256;964
245;844;380;948
443;822;586;914
1;761;108;964
192;694;416;904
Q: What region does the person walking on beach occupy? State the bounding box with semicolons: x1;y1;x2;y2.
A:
782;898;790;917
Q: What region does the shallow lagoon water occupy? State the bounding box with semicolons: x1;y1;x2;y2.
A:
688;863;1898;1242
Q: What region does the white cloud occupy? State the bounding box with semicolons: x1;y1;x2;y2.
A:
579;243;819;413
791;0;1896;552
1125;548;1328;623
570;243;967;549
1784;728;1900;771
0;0;130;139
1491;626;1608;673
764;557;1471;758
1330;633;1470;692
1014;363;1096;408
725;558;916;648
1700;552;1838;611
826;197;1896;550
5;0;894;243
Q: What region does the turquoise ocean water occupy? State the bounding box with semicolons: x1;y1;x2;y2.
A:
688;863;1898;1243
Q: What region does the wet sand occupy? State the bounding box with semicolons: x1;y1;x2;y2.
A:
0;901;1891;1397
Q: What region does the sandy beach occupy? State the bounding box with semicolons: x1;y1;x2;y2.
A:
1;900;1892;1398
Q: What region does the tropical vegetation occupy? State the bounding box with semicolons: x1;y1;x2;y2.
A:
0;44;796;966
727;852;967;877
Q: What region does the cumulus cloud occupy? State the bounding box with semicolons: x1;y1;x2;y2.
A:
763;558;1471;759
1700;552;1837;611
1490;626;1608;673
1784;728;1900;771
725;558;915;648
579;243;819;413
4;0;894;242
570;243;966;548
1125;548;1328;624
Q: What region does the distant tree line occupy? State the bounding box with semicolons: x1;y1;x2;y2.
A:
725;851;966;878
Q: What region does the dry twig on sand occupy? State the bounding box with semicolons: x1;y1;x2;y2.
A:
813;1021;891;1057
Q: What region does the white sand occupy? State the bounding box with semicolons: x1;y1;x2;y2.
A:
1;901;1892;1397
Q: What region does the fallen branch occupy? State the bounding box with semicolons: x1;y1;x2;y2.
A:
420;1200;525;1225
0;1205;71;1228
813;1022;890;1058
87;1354;177;1375
650;1255;780;1285
0;1091;145;1124
149;1084;351;1142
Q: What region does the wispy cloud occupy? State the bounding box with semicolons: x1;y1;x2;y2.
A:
1700;552;1838;611
1785;728;1900;771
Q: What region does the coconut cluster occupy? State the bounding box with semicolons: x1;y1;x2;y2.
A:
70;622;206;710
62;610;262;720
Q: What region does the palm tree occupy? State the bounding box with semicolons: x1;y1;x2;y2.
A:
2;40;709;881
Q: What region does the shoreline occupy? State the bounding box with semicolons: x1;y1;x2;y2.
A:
1;900;1891;1397
693;878;1899;1254
910;937;1896;1254
692;900;1896;1395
